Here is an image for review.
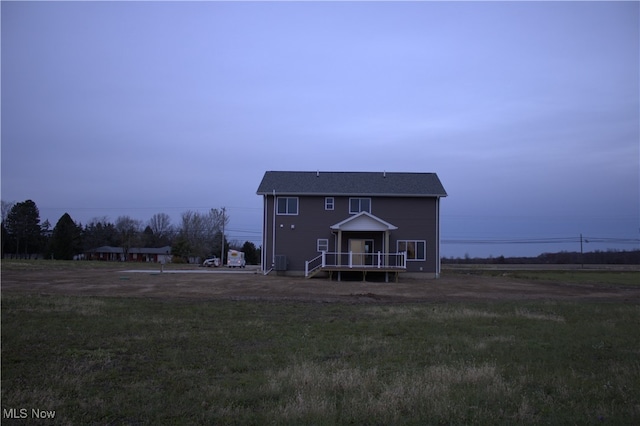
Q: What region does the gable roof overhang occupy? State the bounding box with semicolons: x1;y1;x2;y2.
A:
330;211;398;232
256;171;447;197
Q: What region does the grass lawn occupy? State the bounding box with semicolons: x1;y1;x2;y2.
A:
2;292;639;425
449;268;640;287
505;270;640;286
0;259;198;271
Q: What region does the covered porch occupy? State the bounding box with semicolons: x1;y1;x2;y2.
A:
305;212;407;282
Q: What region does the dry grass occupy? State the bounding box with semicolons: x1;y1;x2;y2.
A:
367;304;565;322
2;293;639;424
264;359;562;423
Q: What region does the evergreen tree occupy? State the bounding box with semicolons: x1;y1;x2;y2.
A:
5;200;41;258
49;213;83;260
83;218;118;251
171;236;191;263
141;225;155;248
241;241;259;265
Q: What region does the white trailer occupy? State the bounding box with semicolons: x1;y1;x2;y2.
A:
227;250;246;268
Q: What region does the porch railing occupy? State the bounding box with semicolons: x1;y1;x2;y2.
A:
305;251;406;277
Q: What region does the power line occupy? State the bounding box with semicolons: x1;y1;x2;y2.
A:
36;207;262;217
225;228;261;234
442;237;640;245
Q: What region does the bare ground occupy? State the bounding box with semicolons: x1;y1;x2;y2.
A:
2;265;639;303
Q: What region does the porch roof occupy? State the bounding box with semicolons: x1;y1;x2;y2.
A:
330;211;398;232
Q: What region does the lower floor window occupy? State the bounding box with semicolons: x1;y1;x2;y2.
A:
397;240;426;261
317;239;329;252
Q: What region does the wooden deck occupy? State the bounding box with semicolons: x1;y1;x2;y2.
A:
305;252;407;281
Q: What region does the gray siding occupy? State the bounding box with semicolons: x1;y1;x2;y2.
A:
262;195;440;273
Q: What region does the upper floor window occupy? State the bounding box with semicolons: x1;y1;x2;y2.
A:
397;240;426;261
349;198;371;214
277;197;298;215
325;197;334;210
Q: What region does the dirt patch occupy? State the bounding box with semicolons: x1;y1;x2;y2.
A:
2;266;639;303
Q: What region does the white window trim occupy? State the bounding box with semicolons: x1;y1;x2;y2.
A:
396;240;426;261
349;197;371;214
277;197;299;215
325;197;334;210
317;238;329;252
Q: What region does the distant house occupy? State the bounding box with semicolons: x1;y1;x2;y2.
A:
87;246;172;263
257;171;447;279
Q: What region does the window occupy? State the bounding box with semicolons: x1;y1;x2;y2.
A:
397;240;426;261
277;197;298;215
349;198;371;214
325;197;334;210
317;239;329;252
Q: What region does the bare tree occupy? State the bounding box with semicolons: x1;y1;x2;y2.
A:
177;208;229;262
148;213;174;246
1;200;16;257
1;200;15;223
115;216;142;260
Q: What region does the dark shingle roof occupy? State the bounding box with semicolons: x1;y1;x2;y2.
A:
257;171;447;197
89;246;172;254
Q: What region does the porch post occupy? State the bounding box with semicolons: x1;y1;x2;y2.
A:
337;230;342;266
384;230;390;267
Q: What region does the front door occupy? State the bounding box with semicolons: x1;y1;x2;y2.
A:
349;239;374;266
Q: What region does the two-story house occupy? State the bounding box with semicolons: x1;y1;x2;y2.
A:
257;171;447;280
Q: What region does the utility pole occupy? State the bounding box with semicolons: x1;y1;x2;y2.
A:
580;233;584;269
220;207;226;267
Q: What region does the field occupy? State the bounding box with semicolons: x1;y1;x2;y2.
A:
2;261;640;424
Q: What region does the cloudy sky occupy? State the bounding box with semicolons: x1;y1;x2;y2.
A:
2;1;638;258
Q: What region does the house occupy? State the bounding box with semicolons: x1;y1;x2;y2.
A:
257;171;447;280
87;246;172;263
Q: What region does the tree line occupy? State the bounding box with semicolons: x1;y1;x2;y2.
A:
442;249;640;265
1;199;260;264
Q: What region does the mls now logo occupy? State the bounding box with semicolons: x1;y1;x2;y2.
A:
3;408;56;419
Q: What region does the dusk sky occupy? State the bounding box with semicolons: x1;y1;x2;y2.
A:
2;1;638;258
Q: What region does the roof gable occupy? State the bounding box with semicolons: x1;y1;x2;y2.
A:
257;171;447;197
330;211;398;231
